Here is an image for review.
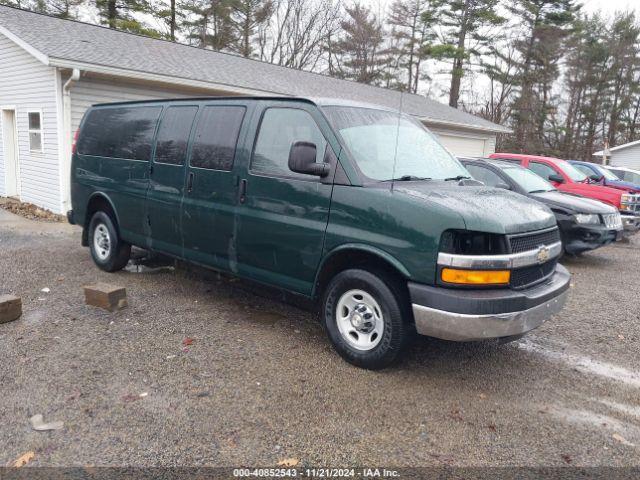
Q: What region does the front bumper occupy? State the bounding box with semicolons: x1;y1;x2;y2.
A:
409;264;571;341
621;214;640;236
559;220;619;255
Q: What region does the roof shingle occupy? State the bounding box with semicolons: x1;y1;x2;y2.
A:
0;5;511;133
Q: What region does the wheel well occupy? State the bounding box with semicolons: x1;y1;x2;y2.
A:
82;195;118;246
314;249;408;301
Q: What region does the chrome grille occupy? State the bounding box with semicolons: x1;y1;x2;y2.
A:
602;213;623;230
622;194;640;213
508;228;561;253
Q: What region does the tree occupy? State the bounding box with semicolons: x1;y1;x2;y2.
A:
257;0;341;70
507;0;580;153
229;0;275;57
182;0;236;49
331;3;387;85
476;38;519;126
435;0;504;108
386;0;438;93
94;0;163;36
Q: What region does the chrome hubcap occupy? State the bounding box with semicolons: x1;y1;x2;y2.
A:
93;223;111;260
336;289;384;351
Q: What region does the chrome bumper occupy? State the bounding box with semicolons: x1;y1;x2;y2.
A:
413;288;568;341
621;214;640;234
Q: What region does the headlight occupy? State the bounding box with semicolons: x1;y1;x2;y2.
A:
621;194;631;204
574;213;600;224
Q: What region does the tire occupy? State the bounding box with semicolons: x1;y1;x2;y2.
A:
322;268;412;370
88;211;131;272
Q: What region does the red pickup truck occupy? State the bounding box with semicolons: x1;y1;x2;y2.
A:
489;153;640;233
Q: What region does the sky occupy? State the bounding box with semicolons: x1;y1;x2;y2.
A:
582;0;640;14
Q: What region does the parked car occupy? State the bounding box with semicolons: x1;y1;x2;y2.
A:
489;153;640;235
460;158;623;255
605;165;640;185
569;160;640;193
69;97;570;369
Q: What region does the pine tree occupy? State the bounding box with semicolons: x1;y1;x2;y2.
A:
182;0;235;49
435;0;504;108
507;0;580;153
229;0;274;57
386;0;438;93
94;0;163;36
332;3;387;85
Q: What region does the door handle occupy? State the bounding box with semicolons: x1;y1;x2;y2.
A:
187;172;194;193
239;179;247;204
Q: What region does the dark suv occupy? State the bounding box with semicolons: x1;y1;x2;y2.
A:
460;158;622;255
68;97;570;369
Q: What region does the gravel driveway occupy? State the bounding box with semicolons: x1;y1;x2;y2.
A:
1;208;639;468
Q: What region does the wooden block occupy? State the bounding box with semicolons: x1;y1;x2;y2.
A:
0;294;22;323
83;283;127;312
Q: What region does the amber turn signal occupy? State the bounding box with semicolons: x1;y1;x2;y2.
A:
441;268;510;285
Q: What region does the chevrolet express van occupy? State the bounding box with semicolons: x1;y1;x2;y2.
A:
69;97;570;369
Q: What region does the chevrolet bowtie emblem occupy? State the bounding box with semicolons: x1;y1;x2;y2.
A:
536;245;550;264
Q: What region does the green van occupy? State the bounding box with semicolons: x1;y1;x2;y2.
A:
68;97;570;369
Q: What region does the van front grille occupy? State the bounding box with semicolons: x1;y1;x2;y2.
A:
510;259;557;289
508;228;560;253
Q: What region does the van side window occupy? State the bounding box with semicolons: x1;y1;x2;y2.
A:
154;106;198;165
251;108;327;178
190;106;246;171
78;106;161;161
528;161;557;180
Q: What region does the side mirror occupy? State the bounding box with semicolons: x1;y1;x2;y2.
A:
288;141;329;177
589;174;604;182
548;174;564;183
495;182;511;190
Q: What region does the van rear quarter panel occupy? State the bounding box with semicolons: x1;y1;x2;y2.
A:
324;185;462;285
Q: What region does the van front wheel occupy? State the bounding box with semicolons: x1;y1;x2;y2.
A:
88;211;131;272
322;269;411;370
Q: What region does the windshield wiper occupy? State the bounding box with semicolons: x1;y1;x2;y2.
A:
444;175;471;181
383;175;432;182
528;189;554;193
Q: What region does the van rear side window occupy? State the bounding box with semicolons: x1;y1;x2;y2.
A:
190;106;246;171
78;106;162;161
154;106;198;165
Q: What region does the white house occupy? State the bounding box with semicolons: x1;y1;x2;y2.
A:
594;140;640;171
0;5;511;214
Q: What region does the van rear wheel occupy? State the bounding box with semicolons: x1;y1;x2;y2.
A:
88;211;131;272
322;269;411;370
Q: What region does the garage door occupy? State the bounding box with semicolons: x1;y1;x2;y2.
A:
434;134;487;157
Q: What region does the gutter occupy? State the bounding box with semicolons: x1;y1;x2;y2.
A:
60;68;80;212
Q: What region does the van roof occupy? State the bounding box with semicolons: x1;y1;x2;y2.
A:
90;96;400;113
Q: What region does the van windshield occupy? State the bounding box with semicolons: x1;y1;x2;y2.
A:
323;106;469;182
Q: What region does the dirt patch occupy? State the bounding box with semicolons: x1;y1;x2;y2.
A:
0;197;65;223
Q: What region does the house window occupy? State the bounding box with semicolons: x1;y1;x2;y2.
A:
28;111;43;152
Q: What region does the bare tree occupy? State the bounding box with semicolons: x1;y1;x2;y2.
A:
257;0;341;70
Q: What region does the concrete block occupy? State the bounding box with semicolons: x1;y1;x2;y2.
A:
83;283;127;312
0;295;22;323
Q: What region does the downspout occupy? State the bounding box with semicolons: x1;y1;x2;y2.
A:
61;68;81;213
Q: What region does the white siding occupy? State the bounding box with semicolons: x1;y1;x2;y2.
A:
0;34;60;211
610;144;640;170
68;75;220;135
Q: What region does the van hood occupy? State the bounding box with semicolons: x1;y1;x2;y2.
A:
395;182;556;235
